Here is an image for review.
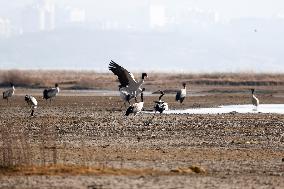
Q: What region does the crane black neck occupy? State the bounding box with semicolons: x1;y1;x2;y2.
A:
142;73;147;80
159;92;164;100
140;93;144;102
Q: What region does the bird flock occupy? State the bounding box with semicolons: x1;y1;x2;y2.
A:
2;83;60;116
1;60;260;116
107;60;260;115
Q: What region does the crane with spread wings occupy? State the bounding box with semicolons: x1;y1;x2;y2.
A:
109;60;147;103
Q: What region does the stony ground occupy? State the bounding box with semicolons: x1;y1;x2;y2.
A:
0;90;283;189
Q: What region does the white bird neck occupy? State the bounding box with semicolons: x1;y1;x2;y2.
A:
137;79;144;86
56;87;60;92
12;86;15;91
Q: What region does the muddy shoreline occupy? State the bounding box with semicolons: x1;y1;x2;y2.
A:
0;92;283;188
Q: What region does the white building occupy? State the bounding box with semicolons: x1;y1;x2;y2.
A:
0;17;11;37
149;0;219;31
173;8;218;26
69;8;85;23
55;6;86;29
21;0;55;33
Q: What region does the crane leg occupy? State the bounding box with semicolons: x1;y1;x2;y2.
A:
122;102;127;109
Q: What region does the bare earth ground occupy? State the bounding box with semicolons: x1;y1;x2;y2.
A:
0;87;283;188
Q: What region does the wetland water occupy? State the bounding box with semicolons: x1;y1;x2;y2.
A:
160;104;284;114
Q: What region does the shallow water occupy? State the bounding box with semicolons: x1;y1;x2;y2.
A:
163;104;284;114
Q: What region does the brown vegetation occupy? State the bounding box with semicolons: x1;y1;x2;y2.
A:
0;70;113;89
0;164;206;176
1;70;284;90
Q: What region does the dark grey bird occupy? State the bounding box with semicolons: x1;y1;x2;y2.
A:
25;95;38;116
109;60;147;102
3;83;15;103
176;83;186;104
154;90;169;113
43;83;60;102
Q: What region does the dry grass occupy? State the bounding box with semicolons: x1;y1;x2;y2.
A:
0;165;203;176
1;70;284;90
0;95;283;189
150;72;284;86
170;166;207;174
0;70;113;89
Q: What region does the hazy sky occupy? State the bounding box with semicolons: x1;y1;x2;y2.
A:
1;0;284;21
1;0;284;72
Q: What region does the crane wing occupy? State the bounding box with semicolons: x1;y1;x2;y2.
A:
108;60;137;88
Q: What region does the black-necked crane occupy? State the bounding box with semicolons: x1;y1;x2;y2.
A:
125;92;144;116
120;87;146;108
251;89;259;111
108;60;147;103
2;83;15;103
154;90;169;113
176;83;186;104
43;83;60;102
24;95;38;116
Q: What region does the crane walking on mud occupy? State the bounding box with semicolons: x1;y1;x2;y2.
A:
251;89;259;111
176;83;187;105
2;83;15;104
25;95;38;116
154;90;169;113
43;83;60;102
